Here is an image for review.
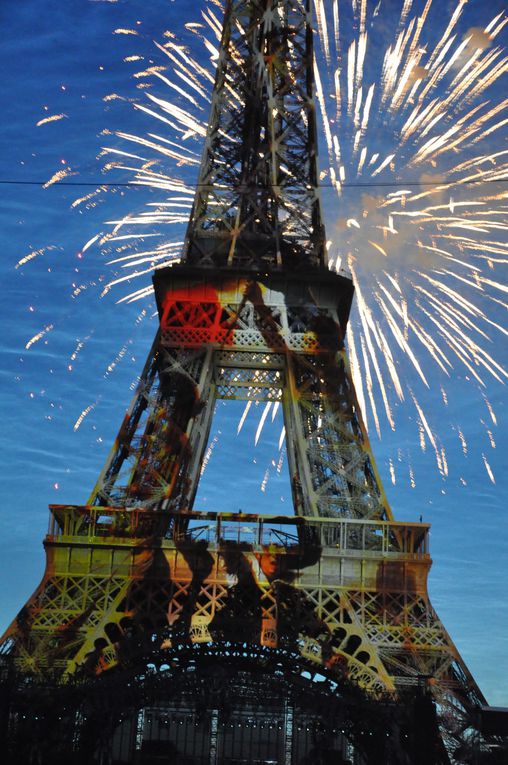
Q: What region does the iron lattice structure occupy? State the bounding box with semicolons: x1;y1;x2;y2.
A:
0;1;492;763
184;0;326;271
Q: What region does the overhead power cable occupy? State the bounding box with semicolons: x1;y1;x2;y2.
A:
0;178;506;188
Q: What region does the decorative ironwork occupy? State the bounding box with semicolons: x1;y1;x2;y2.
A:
184;0;326;271
0;1;493;762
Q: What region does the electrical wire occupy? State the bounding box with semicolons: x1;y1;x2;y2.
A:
0;178;506;188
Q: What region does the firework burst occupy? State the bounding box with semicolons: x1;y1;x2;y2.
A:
85;0;507;486
313;1;508;462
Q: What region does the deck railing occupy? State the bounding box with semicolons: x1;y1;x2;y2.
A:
47;505;429;558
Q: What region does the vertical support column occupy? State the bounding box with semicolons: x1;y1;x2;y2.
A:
284;698;294;765
87;334;161;506
282;353;319;517
179;345;217;511
209;707;219;765
282;382;304;517
135;708;145;752
72;709;84;752
148;344;209;514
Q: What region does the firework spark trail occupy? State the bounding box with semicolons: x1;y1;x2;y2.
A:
73;403;97;432
349;260;396;430
255;402;273;446
313;1;506;480
71;188;108;209
410;388;445;473
103;131;201;166
389;458;396;485
482;453;496;483
44;167;75;188
483;394;498;425
346;325;368;430
16;246;59;269
91;1;506;484
237;401;252;435
25;324;54;350
200;434;218;477
36;113;67;127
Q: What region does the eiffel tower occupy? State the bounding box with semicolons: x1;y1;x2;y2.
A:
0;1;491;763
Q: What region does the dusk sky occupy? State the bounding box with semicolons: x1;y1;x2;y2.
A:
0;0;506;705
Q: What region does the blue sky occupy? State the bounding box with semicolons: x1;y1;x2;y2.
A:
0;0;506;704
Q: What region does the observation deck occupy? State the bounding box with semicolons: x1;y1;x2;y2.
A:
47;505;429;560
